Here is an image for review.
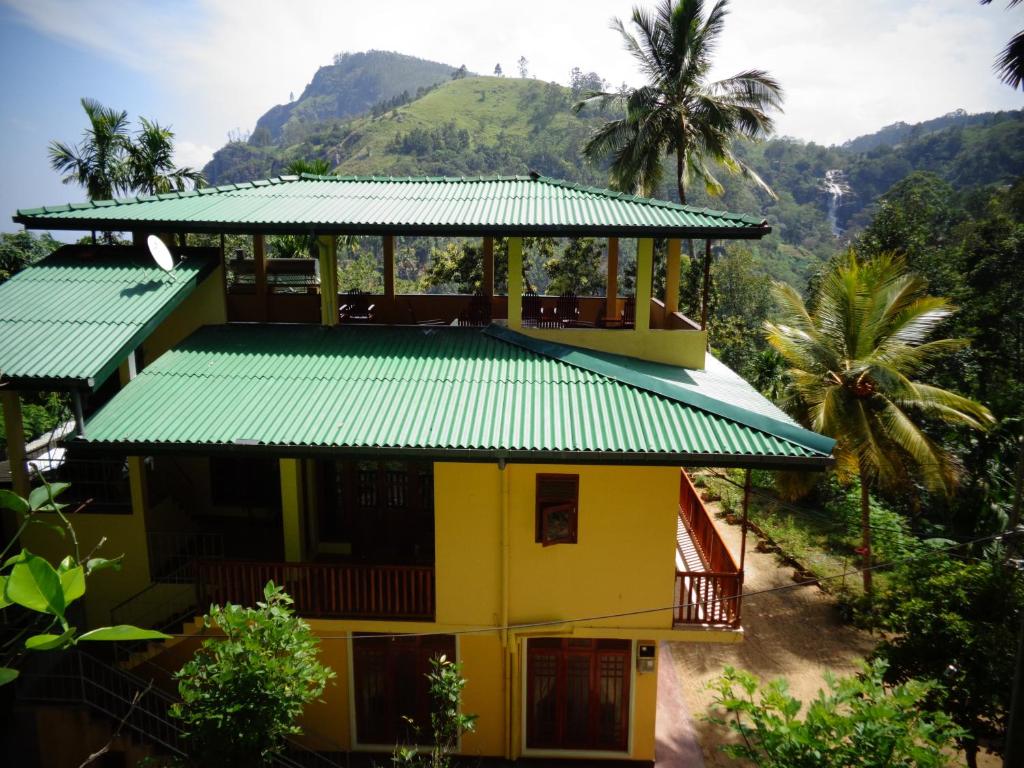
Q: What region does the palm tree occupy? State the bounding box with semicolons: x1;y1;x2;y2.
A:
574;0;782;325
48;98;131;200
982;0;1023;89
765;251;994;595
126;118;204;195
286;158;332;176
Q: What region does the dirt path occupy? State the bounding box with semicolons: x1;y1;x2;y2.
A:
667;499;877;766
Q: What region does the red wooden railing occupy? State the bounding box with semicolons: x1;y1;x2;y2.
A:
196;560;435;621
675;470;742;627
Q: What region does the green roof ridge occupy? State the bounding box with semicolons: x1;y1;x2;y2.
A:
484;325;834;457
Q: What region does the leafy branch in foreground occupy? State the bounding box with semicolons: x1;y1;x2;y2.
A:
0;475;169;685
707;660;965;767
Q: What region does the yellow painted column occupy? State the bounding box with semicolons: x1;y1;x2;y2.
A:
507;237;523;330
280;458;306;562
127;456;148;520
635;237;653;332
664;238;681;312
1;391;29;498
317;236;338;326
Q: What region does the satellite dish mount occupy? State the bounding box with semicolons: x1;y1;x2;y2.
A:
147;235;178;279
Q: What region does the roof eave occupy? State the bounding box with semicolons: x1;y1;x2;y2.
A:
70;438;832;470
12;216;771;240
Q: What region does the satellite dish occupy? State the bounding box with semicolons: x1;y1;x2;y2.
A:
147;235;176;275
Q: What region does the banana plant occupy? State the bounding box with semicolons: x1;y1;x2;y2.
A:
0;476;170;686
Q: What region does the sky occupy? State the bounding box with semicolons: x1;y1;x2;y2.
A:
0;0;1021;233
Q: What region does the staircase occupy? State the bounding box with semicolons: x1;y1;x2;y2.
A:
16;649;344;767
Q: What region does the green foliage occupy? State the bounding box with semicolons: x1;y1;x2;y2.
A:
707;660;964;767
392;654;476;768
871;551;1024;765
707;246;773;377
0;230;60;283
0;477;167;685
171;582;334;767
543;237;605;295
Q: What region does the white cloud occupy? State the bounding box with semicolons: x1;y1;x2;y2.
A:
4;0;1023;154
174;140;215;171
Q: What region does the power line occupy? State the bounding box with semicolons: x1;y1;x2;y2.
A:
158;529;1018;643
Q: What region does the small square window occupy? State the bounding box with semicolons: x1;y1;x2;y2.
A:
536;474;579;546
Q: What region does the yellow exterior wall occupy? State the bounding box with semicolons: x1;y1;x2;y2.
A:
142;264;227;365
519;326;707;368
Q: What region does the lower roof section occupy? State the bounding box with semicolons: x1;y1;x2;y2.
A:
0;245;218;391
79;324;833;468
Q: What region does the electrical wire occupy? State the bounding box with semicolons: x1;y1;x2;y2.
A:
156;529;1018;642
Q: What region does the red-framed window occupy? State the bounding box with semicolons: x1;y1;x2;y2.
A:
526;638;631;751
352;633;455;745
535;474;579;546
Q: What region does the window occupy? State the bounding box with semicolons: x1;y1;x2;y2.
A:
352;633;456;745
526;638;631;751
535;474;579;545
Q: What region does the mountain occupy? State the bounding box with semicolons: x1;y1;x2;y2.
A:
201;55;1024;288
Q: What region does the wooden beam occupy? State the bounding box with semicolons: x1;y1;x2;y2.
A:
507;237;523;330
606;237;619;320
635;238;653;332
0;392;29;497
664;238;681;312
482;236;495;297
253;234;268;321
383;235;396;302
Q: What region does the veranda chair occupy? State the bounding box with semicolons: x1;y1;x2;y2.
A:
522;289;544;327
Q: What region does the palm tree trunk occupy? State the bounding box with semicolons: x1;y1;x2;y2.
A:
860;477;873;597
676;148;699;315
700;239;712;331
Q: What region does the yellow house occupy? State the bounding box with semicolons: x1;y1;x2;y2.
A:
3;175;834;764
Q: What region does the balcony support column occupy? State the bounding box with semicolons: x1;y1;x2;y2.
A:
606;237;618;320
0;391;29;498
383;234;396;307
507;237;523;330
482;236;494;297
253;234;268;321
635;237;653;332
318;235;338;326
280;458;306;562
665;238;681;312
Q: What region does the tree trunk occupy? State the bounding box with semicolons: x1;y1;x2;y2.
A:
964;738;978;768
677;148;698;308
861;477;873;598
700;239;712;331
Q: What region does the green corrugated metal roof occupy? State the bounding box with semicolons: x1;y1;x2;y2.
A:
80;324;832;467
0;245;218;390
13;174;770;239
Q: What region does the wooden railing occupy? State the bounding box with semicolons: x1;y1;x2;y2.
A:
197;560;435;621
676;470;742;627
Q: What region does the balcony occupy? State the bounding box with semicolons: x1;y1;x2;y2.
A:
674;470;743;628
196;559;435;621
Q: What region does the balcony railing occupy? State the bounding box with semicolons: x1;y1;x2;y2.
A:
675;470;742;628
196;560;435;621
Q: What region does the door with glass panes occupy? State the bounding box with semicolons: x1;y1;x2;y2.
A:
526;638;631;751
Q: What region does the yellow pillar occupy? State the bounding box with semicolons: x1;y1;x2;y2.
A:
482;237;495;297
635;238;653;332
280;458;306;562
606;237;619;320
507;237;523;330
253;234;268;321
318;236;338;326
664;238;681;313
1;391;29;498
383;235;396;304
127;456;148;521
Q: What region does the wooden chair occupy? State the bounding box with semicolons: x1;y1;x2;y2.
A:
555;292;581;327
459;292;492;326
522;289;544;327
622;296;636;329
339;291;376;322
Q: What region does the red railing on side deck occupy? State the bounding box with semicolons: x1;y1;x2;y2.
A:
676;470;742;627
197;560;435;621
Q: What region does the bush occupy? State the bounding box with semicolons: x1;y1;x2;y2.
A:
171;582;335;767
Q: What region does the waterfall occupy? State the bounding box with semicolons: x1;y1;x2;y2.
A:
822;169;851;236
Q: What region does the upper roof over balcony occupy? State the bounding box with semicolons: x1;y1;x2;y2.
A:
13;173;771;239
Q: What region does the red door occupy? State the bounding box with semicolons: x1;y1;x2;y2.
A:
526;638;631;751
